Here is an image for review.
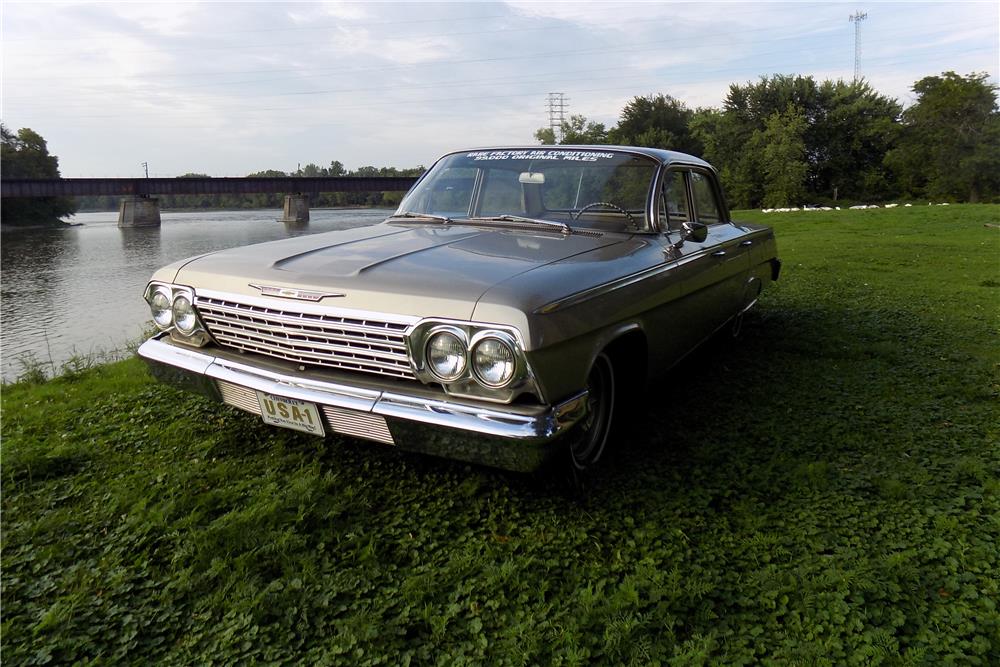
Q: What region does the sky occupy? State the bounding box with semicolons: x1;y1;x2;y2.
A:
2;1;997;177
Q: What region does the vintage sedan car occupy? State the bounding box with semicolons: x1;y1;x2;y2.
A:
138;146;780;472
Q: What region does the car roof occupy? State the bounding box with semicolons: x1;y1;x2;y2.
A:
448;145;712;168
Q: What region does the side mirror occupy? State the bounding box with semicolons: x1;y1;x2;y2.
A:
671;221;708;251
682;221;708;243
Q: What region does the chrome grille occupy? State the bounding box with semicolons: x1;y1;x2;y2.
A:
218;380;262;415
322;406;394;445
196;296;415;380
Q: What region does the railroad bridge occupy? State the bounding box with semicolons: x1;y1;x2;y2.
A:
0;176;420;227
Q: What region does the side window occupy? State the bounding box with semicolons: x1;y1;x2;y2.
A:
659;170;690;229
690;172;721;224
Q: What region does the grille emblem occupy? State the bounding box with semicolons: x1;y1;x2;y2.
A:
249;284;345;301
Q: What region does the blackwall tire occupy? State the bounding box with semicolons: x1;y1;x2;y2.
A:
568;353;616;471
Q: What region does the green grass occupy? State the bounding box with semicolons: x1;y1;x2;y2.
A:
3;204;999;665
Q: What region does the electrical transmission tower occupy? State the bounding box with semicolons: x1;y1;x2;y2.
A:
547;92;567;142
850;11;868;82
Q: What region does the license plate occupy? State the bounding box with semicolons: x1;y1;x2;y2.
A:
256;391;325;437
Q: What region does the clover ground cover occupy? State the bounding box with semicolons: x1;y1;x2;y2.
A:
3;204;998;664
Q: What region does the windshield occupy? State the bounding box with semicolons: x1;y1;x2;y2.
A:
395;149;658;232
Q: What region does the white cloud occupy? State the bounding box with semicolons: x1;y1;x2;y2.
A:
1;1;996;175
321;25;453;64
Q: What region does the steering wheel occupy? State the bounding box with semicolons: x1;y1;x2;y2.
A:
572;201;636;227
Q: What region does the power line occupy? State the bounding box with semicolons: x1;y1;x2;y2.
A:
10;43;995;128
2;16;986;87
7;35;992;114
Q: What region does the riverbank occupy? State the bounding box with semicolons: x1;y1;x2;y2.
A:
3;205;999;663
0;218;81;231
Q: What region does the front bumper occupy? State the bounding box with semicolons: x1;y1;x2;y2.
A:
137;334;587;472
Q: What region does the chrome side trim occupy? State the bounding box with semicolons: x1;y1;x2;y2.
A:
535;248;711;315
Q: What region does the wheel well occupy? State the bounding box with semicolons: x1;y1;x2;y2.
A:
602;329;648;400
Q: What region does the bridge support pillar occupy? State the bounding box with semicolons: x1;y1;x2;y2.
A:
118;196;161;227
280;194;310;223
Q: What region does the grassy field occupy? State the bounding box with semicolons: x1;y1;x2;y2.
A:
3;204;999;665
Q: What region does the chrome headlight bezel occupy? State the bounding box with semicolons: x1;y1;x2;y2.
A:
143;281;210;347
424;326;468;382
149;285;173;330
171;293;198;334
470;331;518;388
407;319;537;403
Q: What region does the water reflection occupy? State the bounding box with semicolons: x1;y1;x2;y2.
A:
282;220;311;232
2;227;84;376
119;226;162;265
0;208;389;380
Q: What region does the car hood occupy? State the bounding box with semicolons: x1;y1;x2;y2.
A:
171;222;623;320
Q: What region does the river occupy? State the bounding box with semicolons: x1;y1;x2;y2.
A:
0;208;391;381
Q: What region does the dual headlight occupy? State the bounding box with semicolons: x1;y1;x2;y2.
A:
424;327;519;389
145;283;207;344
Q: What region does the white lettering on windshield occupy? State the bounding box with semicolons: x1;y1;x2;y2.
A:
465;150;617;162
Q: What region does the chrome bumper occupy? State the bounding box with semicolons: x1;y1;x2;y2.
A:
137;334;586;471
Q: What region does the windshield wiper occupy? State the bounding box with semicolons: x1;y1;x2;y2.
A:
389;211;453;224
467;214;572;235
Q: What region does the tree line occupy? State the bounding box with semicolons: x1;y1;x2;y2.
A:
3;69;997;227
0;129;425;226
1;125;77;227
536;71;999;208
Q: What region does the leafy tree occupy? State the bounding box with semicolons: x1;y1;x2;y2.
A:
809;80;901;202
1;124;77;226
696;75;902;207
560;115;608;144
750;106;809;207
248;169;290;178
534;127;557;145
608;94;702;155
885;71;999;201
534;115;607;145
691;107;761;208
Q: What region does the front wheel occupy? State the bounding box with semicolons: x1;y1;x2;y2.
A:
568;353;616;471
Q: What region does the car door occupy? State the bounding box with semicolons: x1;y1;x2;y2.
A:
688;170;753;326
658;167;751;340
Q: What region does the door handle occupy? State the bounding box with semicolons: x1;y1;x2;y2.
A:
740;240;753;246
711;250;727;257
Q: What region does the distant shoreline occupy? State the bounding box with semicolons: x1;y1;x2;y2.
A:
1;206;392;231
0;219;82;232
